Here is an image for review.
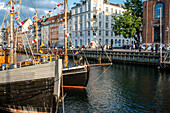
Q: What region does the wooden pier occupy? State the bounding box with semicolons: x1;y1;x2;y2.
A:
68;49;170;67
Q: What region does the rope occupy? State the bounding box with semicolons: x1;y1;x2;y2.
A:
88;65;112;87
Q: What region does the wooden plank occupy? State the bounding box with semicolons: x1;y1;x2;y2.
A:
0;61;55;84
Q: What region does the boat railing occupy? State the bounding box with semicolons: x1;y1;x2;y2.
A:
0;56;56;71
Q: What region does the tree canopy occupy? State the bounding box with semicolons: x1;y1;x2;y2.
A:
112;0;143;43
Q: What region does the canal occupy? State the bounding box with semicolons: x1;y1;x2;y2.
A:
59;63;170;112
1;54;170;112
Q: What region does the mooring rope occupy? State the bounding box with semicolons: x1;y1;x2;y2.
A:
87;65;112;87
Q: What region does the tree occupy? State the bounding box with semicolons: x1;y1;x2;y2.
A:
112;0;143;43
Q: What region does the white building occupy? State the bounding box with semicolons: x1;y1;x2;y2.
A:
68;0;136;48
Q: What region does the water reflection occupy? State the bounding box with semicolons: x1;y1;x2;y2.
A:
63;64;170;112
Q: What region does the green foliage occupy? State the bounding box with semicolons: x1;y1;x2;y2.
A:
112;0;143;42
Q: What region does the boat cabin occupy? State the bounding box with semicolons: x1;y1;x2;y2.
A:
0;48;10;67
34;53;52;63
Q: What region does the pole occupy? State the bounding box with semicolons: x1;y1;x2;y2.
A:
54;59;63;113
169;1;170;44
36;10;38;53
64;0;68;67
10;0;14;64
160;7;162;63
14;0;21;65
146;0;148;44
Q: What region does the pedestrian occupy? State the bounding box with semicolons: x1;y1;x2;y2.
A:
155;43;158;53
151;43;154;52
139;44;141;52
133;44;135;50
129;43;132;51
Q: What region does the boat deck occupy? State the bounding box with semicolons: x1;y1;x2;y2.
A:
0;61;55;84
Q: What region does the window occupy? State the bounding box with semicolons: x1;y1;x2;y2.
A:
106;23;108;29
80;7;83;13
115;9;117;14
88;31;90;36
111;8;113;13
119;10;121;14
88;13;90;19
88;3;91;11
106;31;108;36
99;22;102;28
106;7;108;12
154;3;163;19
111;31;113;36
88;39;90;46
93;7;96;11
118;39;121;46
106;39;108;45
99;30;101;36
88;22;90;29
80;39;82;46
75;9;78;14
99;13;102;19
106;15;109;21
93;31;96;36
75;39;78;47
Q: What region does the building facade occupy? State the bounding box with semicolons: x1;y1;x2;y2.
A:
41;13;71;47
143;0;170;44
68;0;136;48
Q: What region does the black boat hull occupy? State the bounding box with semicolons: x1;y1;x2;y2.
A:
62;65;89;87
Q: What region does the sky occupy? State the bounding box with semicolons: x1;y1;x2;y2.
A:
0;0;125;28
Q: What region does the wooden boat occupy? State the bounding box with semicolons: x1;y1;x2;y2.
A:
63;65;90;87
61;0;90;88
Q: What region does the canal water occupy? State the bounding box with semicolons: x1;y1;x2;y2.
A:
1;54;170;112
59;63;170;112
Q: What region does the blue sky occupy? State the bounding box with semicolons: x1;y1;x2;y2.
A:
0;0;126;27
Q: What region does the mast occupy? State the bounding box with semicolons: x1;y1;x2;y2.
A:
15;0;21;64
36;10;38;53
10;0;14;64
64;0;68;67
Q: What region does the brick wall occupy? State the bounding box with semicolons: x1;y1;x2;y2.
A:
143;0;170;43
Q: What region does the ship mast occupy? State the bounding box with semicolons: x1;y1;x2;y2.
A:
64;0;68;67
15;0;21;64
10;0;14;64
36;10;38;53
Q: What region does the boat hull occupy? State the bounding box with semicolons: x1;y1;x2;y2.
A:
62;65;89;87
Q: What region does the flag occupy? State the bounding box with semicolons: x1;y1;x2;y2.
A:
10;12;17;15
63;28;67;31
54;7;56;10
61;22;65;25
42;16;45;18
57;4;60;7
32;38;38;44
49;10;52;13
39;50;43;53
14;16;20;20
65;34;67;37
60;3;63;6
39;44;44;49
12;6;14;9
33;15;36;20
79;57;83;60
6;1;11;5
74;51;79;55
20;22;24;25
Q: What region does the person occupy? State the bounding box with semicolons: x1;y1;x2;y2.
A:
133;44;135;50
139;44;141;52
107;44;110;50
151;43;154;52
101;44;104;51
104;44;106;51
145;44;148;51
129;43;132;51
155;43;158;53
